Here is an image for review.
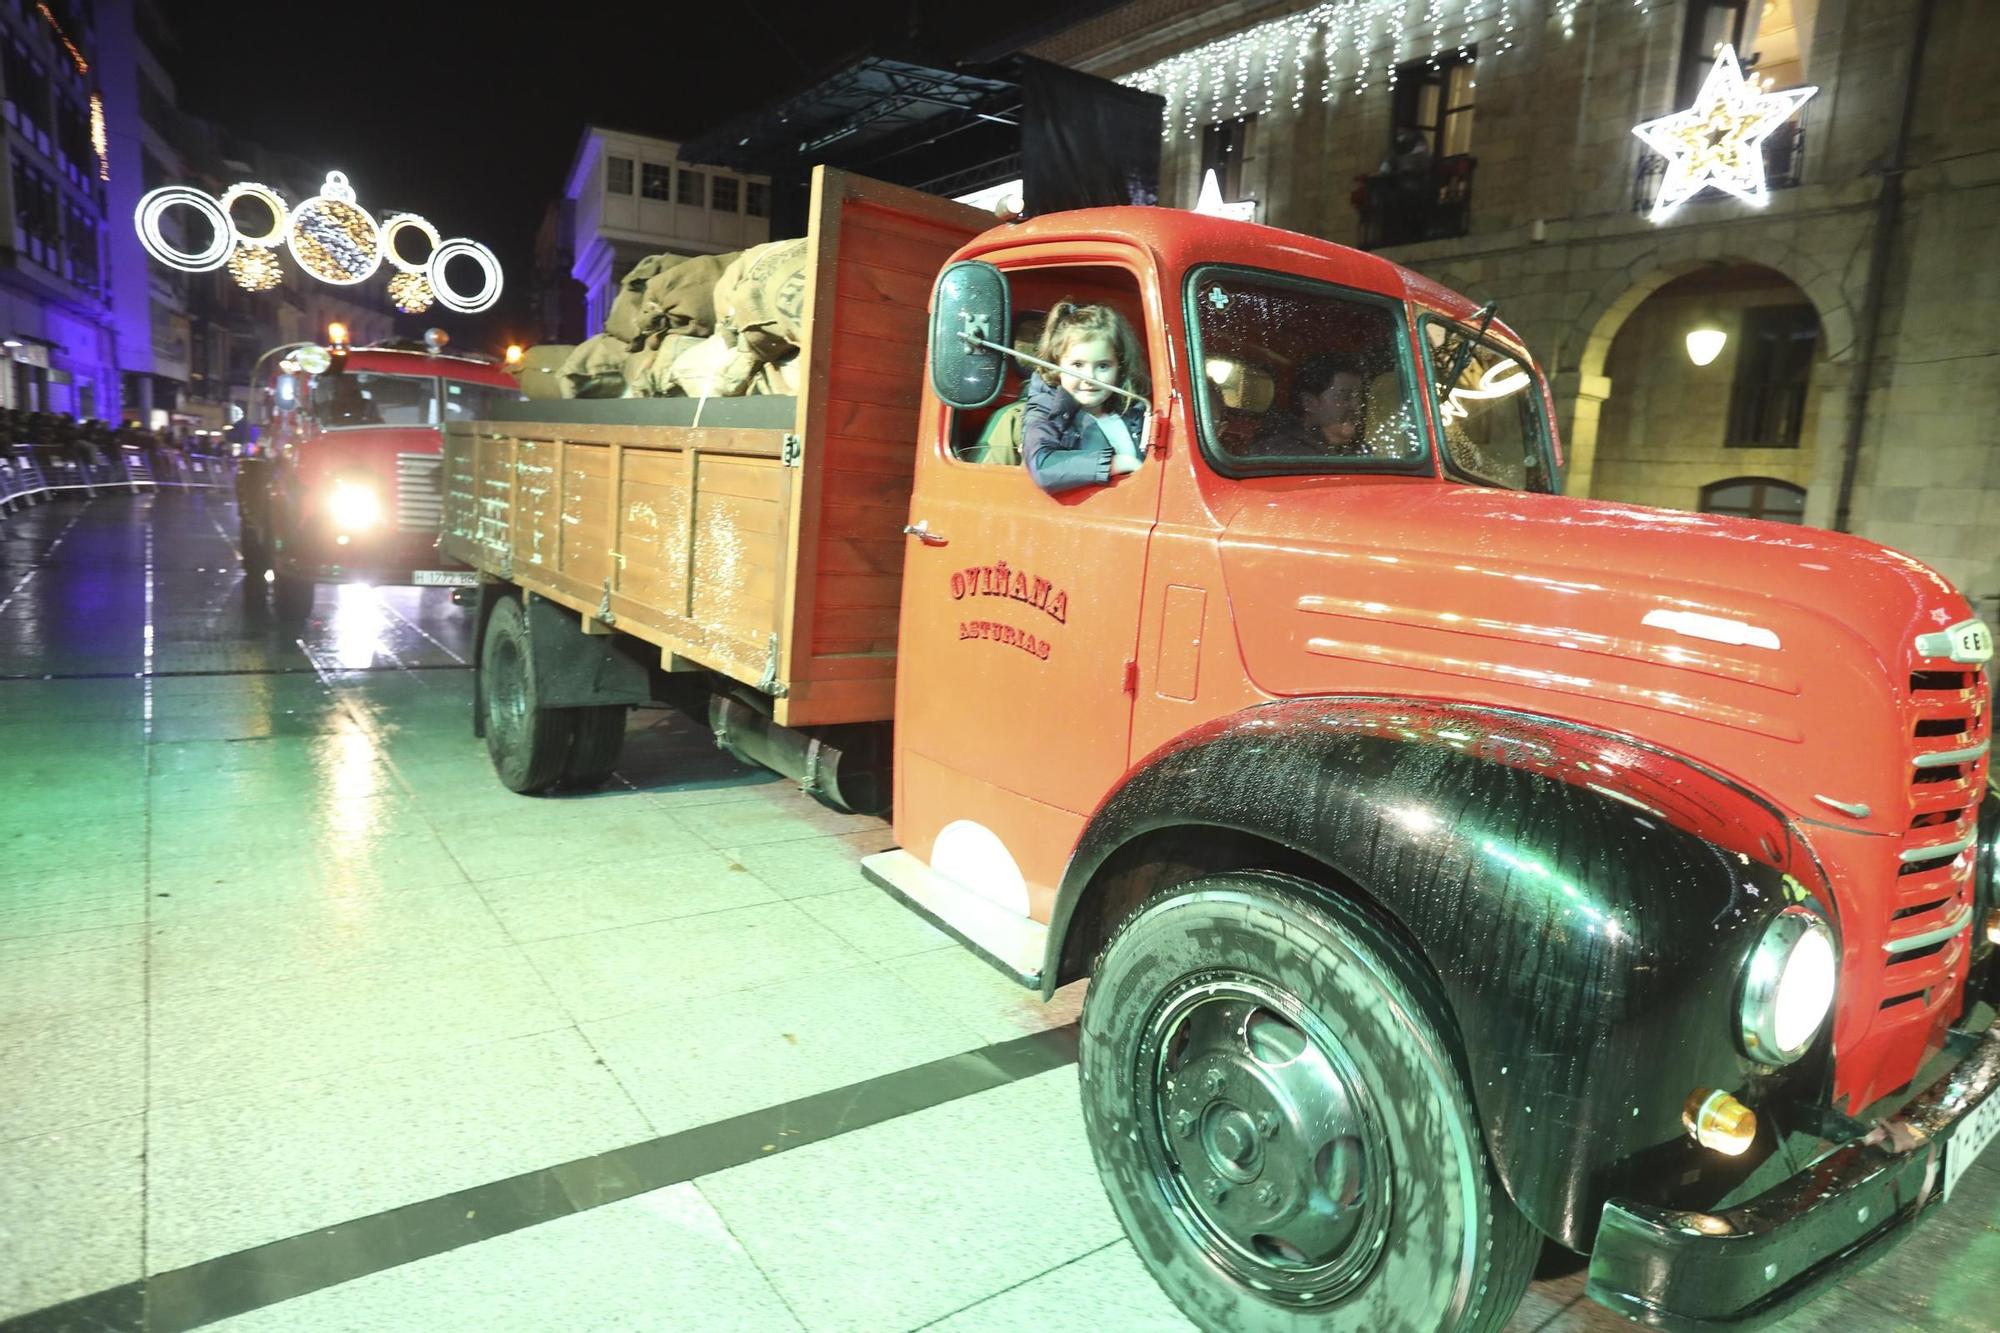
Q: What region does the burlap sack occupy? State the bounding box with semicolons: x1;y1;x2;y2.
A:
513;344;573;400
635;251;737;343
751;354;801;396
657;332;740;398
714;239;808;365
633;334;707;397
558;333;632;399
604;253;686;343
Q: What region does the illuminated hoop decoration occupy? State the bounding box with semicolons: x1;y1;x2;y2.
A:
135;186;232;272
219;182;288;292
286;171;382;286
426;238;503;314
380;213;440;313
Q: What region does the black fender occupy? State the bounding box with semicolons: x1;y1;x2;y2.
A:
470;587;652;738
1046;697;1836;1251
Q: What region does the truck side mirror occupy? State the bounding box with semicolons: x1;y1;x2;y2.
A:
930;261;1011;410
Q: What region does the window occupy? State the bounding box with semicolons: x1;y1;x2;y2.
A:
1393;50;1475;160
946;267;1152;470
64;203;96;289
712;176;739;213
12;160;57;266
1700;476;1805;523
1420;317;1553;492
745;181;769;218
55;93;88;173
442;380;527;421
310;372;437;428
4;41;48;132
604;155;633;195
677;169;706;207
640;162;671;200
1188;267;1428;474
1679;0;1749;103
1200;116;1253;201
1726;305;1817;447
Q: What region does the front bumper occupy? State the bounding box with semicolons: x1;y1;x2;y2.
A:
1586;1017;2000;1330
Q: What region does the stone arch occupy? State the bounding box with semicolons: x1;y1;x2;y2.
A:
1554;233;1856;499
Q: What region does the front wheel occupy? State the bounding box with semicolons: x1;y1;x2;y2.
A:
1079;873;1537;1333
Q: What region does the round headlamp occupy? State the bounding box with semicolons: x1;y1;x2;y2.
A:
1739;907;1837;1065
327;480;381;532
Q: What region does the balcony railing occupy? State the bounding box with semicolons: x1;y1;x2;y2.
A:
1633;109;1807;216
1353;154;1477;250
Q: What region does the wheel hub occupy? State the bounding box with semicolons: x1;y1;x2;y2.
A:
1142;978;1393;1305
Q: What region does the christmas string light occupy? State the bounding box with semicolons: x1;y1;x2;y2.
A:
89;92;106;181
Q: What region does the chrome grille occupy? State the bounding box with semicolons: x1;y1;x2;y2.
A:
395;452;445;534
1881;662;1989;1015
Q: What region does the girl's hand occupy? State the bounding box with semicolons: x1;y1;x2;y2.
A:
1110;453;1141;476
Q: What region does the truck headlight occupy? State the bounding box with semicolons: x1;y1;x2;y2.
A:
328;480;381;532
1739;907;1837;1065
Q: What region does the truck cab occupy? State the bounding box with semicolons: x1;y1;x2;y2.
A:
442;173;1998;1333
878;208;1998;1331
238;330;523;617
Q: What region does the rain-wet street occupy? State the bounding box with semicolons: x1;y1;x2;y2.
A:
1;489;1994;1331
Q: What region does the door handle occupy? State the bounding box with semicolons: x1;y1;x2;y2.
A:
903;520;948;546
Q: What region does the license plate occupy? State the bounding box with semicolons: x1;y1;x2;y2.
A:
1943;1083;2000;1201
412;570;476;587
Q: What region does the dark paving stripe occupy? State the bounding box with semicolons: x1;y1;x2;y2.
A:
0;1024;1081;1333
0;664;475;682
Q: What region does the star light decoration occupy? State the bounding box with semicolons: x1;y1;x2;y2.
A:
1631;45;1816;222
1194;169;1257;222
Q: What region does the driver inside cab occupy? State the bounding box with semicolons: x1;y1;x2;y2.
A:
1244;351;1368;458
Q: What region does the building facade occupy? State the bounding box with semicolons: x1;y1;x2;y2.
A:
562;127;772;334
1033;0;2000;621
0;0;117;419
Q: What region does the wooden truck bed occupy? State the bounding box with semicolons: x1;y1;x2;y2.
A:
441;169;988;727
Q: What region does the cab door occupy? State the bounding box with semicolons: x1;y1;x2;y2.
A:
892;259;1166;925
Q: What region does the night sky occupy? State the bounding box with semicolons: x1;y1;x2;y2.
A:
157;0;1098;350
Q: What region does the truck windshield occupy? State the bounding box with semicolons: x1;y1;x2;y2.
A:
1188;267;1427;474
442;380;528;421
311;372;437;428
1419;316;1555;492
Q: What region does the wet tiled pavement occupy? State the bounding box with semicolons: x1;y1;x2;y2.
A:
0;491;1994;1331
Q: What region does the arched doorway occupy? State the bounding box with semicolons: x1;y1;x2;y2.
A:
1575;262;1830;515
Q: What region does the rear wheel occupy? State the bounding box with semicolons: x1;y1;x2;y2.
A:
561;705;627;788
1079;873;1537;1333
481;595;572;794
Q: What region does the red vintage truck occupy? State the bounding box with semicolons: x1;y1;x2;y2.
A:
237;329;524;617
441;169;1999;1331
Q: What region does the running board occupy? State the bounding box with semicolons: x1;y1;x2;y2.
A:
861;849;1046;990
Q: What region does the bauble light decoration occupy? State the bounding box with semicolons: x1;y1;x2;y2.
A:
389;271;436;314
133;171;504;311
227;244;283;292
286;171;381;285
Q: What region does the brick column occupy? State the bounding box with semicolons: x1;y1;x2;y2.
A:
1549;369;1611;498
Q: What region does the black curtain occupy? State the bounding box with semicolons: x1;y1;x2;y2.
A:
1019;56;1163;215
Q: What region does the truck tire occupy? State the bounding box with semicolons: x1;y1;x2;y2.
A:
1078;873;1537;1333
481;595;572;794
239;526;269;577
272;572;314;620
561;705;627;788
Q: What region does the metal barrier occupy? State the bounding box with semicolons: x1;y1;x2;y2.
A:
0;442;233;526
